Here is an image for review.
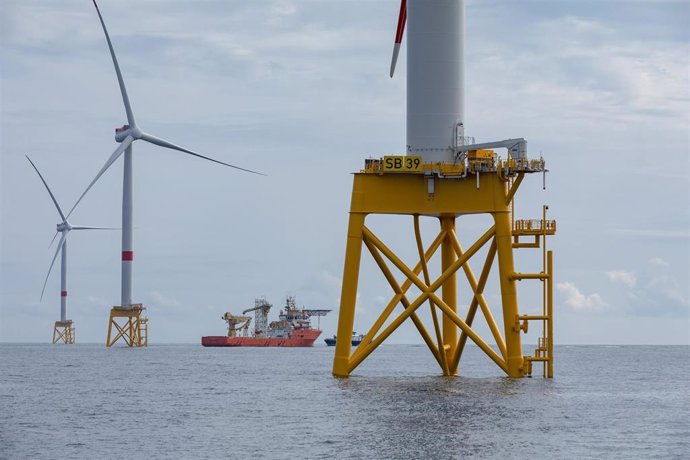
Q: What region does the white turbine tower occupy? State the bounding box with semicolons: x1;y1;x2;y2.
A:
390;0;465;164
67;1;262;345
27;156;114;344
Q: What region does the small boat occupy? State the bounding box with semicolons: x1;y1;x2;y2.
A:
325;332;364;347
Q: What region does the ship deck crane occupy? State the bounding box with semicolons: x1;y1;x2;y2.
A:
222;313;252;337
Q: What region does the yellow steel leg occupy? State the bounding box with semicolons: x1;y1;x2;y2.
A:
441;216;458;374
333;213;366;377
106;313;113;346
494;211;524;377
414;216;450;375
133;317;141;346
547;250;554;378
66;324;74;344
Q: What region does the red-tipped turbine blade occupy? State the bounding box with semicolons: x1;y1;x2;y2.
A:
390;0;407;78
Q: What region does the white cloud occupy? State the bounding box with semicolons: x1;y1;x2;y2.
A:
646;274;689;308
557;282;607;311
648;257;669;267
603;260;688;316
470;12;690;139
642;258;688;312
606;270;637;288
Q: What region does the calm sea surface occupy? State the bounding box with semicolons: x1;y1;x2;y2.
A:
1;344;688;459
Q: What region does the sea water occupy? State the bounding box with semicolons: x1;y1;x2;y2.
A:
1;344;688;459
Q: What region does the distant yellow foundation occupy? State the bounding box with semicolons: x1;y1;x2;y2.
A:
53;320;75;344
106;304;148;347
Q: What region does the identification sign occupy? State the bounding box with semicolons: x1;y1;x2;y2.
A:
382;156;423;173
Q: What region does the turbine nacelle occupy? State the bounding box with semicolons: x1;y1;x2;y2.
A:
56;222;72;232
114;124;142;142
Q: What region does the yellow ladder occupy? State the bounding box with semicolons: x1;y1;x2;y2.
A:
140;317;149;347
512;205;555;378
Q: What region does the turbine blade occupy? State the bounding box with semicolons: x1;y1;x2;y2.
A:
390;43;402;78
48;232;59;248
92;0;136;127
41;232;67;301
26;156;66;222
71;226;119;230
66;136;133;219
390;0;407;78
139;132;266;176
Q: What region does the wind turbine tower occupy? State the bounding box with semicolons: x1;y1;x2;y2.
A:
332;0;557;378
70;1;263;347
27;156;114;344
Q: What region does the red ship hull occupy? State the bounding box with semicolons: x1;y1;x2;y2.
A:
202;329;322;347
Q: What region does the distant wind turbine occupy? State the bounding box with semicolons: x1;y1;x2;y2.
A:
68;1;264;309
27;155;114;324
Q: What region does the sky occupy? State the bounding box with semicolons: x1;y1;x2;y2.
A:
1;0;688;346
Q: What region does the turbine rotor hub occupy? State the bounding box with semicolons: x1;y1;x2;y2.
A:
129;126;143;139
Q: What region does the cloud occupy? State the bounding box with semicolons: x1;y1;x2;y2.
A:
645;274;688;310
648;257;669;267
469;11;690;139
556;282;607;311
606;270;637;288
604;261;688;317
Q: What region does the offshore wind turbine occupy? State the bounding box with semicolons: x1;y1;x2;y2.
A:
27;156;114;344
333;0;556;379
68;1;263;346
